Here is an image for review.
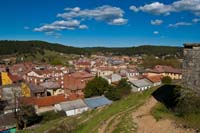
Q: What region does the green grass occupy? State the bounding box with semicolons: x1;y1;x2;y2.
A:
19;87;157;133
180;113;200;129
17;111;65;133
21;50;71;66
151;102;172;121
39;111;64;124
112;113;137;133
75;87;156;133
151;102;200;130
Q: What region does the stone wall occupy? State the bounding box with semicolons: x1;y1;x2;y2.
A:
182;44;200;90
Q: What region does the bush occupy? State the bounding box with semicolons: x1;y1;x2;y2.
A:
161;76;172;84
50;58;63;66
105;79;132;101
175;86;200;115
105;86;121;101
84;77;131;101
117;79;132;97
84;77;109;98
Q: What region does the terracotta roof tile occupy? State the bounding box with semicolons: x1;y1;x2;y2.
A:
145;75;163;83
150;65;182;74
20;95;68;107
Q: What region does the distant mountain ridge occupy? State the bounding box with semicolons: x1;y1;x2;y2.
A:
0;40;183;57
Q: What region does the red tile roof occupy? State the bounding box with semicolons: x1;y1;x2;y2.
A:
145;75;163;83
20;95;68;107
150;65;182;74
20;94;83;108
68;71;94;78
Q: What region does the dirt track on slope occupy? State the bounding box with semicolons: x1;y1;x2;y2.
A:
132;97;195;133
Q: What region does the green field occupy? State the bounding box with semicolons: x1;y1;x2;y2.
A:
19;88;157;133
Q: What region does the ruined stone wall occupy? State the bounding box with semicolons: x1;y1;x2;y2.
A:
182;45;200;90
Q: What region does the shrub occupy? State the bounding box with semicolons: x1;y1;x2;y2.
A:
105;86;121;101
84;77;109;98
117;79;132;98
161;76;172;84
84;77;131;101
175;86;200;115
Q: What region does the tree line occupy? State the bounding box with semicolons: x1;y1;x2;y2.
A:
0;40;183;57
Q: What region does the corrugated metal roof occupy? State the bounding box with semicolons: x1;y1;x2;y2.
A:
84;96;112;109
60;99;87;111
129;79;152;88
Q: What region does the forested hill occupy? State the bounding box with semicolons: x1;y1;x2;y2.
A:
0;40;183;57
0;40;87;55
86;46;183;57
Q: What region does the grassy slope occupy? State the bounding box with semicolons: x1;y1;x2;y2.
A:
21;50;75;66
19;88;157;133
75;88;156;133
151;103;200;130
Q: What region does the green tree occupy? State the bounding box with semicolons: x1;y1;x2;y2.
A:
117;79;132;97
84;77;109;98
84;78;132;101
105;86;120;101
161;76;172;84
50;58;63;66
17;105;40;129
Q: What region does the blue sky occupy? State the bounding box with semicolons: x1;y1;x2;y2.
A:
0;0;200;47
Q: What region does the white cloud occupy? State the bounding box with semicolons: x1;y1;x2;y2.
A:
169;22;192;27
109;18;128;25
65;7;80;12
192;18;200;23
151;19;163;25
34;5;127;35
34;20;81;32
57;5;127;25
153;31;159;34
79;25;88;29
129;6;139;12
139;2;173;15
172;0;200;15
130;0;200;16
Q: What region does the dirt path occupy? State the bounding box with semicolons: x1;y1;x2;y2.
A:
97;103;141;133
132;97;195;133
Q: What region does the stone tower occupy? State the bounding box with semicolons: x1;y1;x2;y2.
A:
182;43;200;90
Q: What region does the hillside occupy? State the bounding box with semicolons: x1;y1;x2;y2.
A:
0;40;87;56
20;87;156;133
20;87;197;133
0;40;183;57
86;46;183;57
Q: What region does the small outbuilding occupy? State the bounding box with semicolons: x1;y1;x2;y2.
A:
129;79;153;92
84;96;112;109
54;99;88;116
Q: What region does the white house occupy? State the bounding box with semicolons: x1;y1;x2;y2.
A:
54;99;88;116
120;68;139;79
97;67;115;77
129;79;153;92
102;74;122;84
